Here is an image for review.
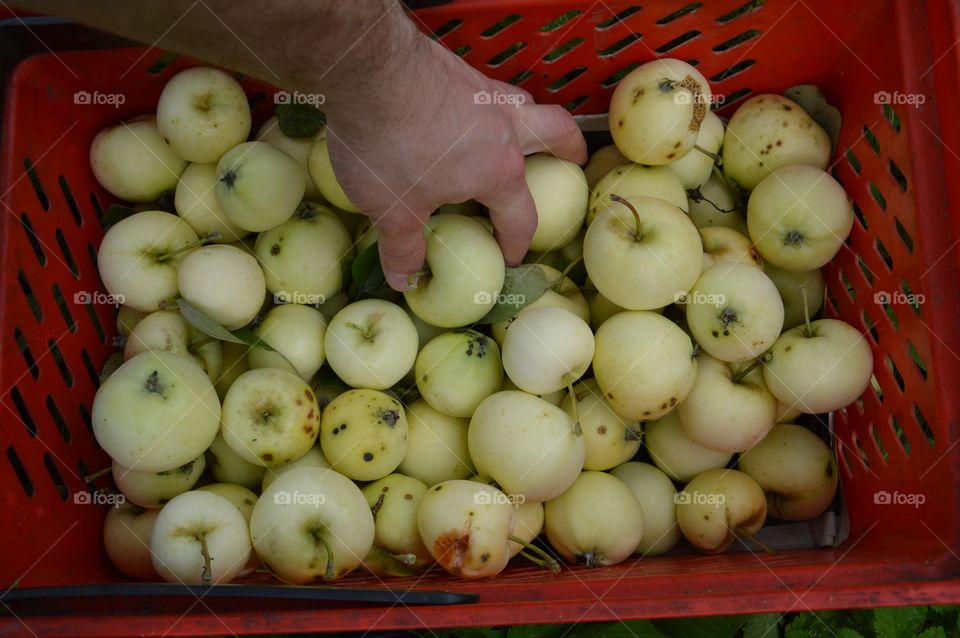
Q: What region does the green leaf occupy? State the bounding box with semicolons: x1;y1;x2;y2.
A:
99;352;124;384
743;613;782;638
347;241;397;302
275;102;326;138
101;203;137;230
874;606;928;638
477;264;553;324
575;620;668;638
837;629;866;638
653;615;746;638
783;85;842;151
916;628;947;638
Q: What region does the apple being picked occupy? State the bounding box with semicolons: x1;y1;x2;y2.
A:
584;195;702;310
676;468;767;554
523;153;589;252
748;165;854;271
156;66;251;163
404;215;506;328
320;389;408;481
685;262;784;363
90;115;187;202
220;367;320;467
251;466;374;583
324;299;419;390
593;311;697;421
92;351;220;472
215;141;306;232
609;58;712;165
739;424;839;520
150;490;252;584
307;136;360;213
97;210;199;312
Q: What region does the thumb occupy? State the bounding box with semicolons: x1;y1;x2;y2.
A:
375;218;427;291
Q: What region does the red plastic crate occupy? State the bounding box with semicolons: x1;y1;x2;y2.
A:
2;0;960;635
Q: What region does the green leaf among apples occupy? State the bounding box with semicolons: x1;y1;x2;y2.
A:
275;102;327;138
477;264;553;324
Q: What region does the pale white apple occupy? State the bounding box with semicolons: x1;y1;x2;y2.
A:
103;502;161;579
91;115;187;202
324;299;418;390
584;144;627;189
675;468;767;554
174;162;248;242
97;210;199;312
92;351;220;472
609;58;712;165
156;66;251;163
196;483;260;576
678;354;777;453
113;455;205;508
561;379;641;470
256;115;323;199
500;377;565;406
584;196;702;310
361;474;432;574
307;137;360;213
123;309;222;381
687;172;748;234
722;93;831;191
763;262;824;331
610;462;681;556
150;490;252;584
206;433;265;491
587;163;688;223
320;389;408;481
221;367;320;466
404;215;506;328
685;262;784;362
524;153;589;252
255;201;352;304
739;424;838;520
415;330;503;418
644;411;733;482
417;480;515;579
748;165;853;271
587;290;626;330
700;226;763;272
502;306;595;396
399;400;473;486
249;303;327;380
544;471;644;567
666;110;724;188
261;443;331;492
251;466;374;582
177;244;266;330
593;311;697;421
764;318;873;414
215;141;306;232
492;264;589;346
469;391;584;503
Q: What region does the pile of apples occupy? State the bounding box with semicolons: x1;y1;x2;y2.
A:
88;58;872;585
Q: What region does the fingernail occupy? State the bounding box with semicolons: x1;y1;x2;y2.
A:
386;271;414;292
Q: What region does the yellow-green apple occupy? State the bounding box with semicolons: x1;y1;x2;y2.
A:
249;303;327;380
177;244;265;330
584;144;627;189
492;264;589;346
524;153;589;252
611;462;681;556
361;474;431;575
215;141;305;232
399;400;473;485
587;163;688;223
700;226;763;271
415;331;503;418
502;306;595;395
113;455;205;508
307;137;360;212
561;379;641;470
320;389;408;481
206;432;265;491
676;468;767;554
261;443;331;491
645;411;733;482
666;110;724;188
103;502;161;579
90;115;187;202
256;115;323;199
763;262;824;330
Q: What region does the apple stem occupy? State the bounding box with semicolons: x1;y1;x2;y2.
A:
389;552;418;566
711;165;746;210
554;256;583;291
313;531;336;580
198;532;213;585
609;193;642;240
799;283;814;338
564;377;583;436
685;187;738;214
512;536;560;574
83;466;111;482
736;528;776;555
155;232;222;262
731;353;772;384
693;144;722;166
